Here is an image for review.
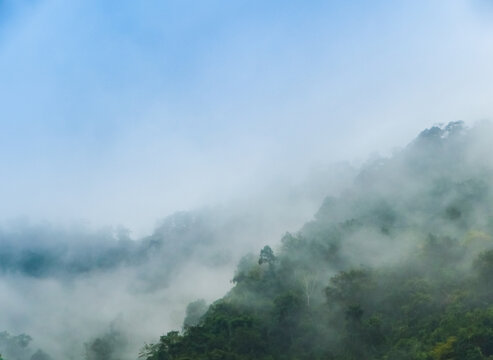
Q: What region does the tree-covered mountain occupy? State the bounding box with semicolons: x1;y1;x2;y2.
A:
0;146;349;360
140;121;493;360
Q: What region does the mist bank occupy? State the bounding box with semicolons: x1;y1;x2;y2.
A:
0;162;354;360
3;121;493;359
141;121;493;360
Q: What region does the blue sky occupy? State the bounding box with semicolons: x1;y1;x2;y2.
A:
1;0;493;232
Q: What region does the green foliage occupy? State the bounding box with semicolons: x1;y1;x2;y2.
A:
183;299;208;328
30;350;52;360
140;123;493;360
258;246;275;265
0;332;32;360
84;330;127;360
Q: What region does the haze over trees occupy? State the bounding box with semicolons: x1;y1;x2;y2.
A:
2;122;493;359
0;151;350;358
3;0;493;359
139;121;493;360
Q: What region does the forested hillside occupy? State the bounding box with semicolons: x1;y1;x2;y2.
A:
141;122;493;360
0;152;349;360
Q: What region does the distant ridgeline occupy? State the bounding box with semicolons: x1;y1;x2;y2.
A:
140;122;493;360
0;211;221;286
0;331;51;360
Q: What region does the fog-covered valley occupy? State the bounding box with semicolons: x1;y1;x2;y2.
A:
0;163;354;359
137;122;493;360
3;1;493;359
3;121;493;359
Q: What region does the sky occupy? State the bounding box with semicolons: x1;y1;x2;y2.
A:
1;0;493;234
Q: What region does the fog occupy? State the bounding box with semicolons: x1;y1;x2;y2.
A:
1;1;493;359
0;163;355;359
1;121;492;359
2;0;493;233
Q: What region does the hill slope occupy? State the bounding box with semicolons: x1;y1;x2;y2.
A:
140;121;493;360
